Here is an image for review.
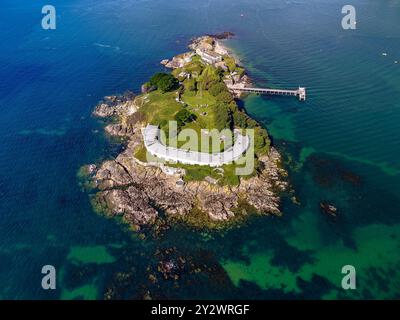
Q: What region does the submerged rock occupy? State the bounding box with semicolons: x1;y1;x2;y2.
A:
320;201;338;218
158;260;179;279
206;31;235;39
340;170;362;185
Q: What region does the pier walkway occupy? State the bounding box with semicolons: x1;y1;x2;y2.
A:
228;85;306;101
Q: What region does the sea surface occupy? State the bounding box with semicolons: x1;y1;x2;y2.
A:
1;0;399;299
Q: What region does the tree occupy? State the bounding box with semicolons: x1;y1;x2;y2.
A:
213;104;231;131
149;73;167;86
175;108;196;127
246;118;258;128
209;82;227;97
149;72;179;93
159;119;168;128
223;56;237;72
254;127;270;154
158;75;179;93
216;91;234;104
198;65;220;90
232;110;248;128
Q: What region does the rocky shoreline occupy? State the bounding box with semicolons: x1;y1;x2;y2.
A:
83;34;289;232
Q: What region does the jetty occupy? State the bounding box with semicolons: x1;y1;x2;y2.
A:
228;84;306;101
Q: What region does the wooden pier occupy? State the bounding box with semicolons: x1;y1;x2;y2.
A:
228;85;306;101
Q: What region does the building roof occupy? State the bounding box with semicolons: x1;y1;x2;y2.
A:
143;125;250;167
202;50;221;59
196;49;222;62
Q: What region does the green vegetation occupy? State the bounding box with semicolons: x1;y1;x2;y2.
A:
197;65;221;90
181;59;203;76
138;91;182;124
213;103;231;131
168;162;240;186
141;81;153;92
175;108;197;128
222;55;245;76
149;72;179;93
67;246;116;264
254;126;271;154
236;67;246;77
136;54;271;185
209;82;227;96
216;91;234;104
223;55;237;72
134;145;148;163
183;78;197;91
182;90;215;109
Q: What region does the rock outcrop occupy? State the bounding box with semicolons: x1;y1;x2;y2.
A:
92;91;138;118
87;124;287;230
162;52;195;69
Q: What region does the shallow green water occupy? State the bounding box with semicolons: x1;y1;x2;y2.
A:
0;0;399;299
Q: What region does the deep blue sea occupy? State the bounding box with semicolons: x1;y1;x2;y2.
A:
1;0;399;299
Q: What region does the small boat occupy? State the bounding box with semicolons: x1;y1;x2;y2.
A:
382;52;388;56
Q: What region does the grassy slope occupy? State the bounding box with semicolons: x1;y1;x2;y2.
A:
134;54;270;186
139;91;182;125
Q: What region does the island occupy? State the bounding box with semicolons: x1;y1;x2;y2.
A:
81;34;289;232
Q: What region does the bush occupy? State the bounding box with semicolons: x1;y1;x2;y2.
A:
158;76;179;93
184;60;203;76
246;118;258;129
223;56;237;72
213;104;232;131
142;82;151;89
149;73;167;86
159;119;168;128
198;65;220;90
184;78;197;92
232;111;248;128
209;82;227;97
175;108;196;127
149;73;179;93
216;91;234;104
254;127;270;154
236;67;246;77
228;101;239;113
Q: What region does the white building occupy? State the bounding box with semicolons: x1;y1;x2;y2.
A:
143;125;250;167
196;49;223;65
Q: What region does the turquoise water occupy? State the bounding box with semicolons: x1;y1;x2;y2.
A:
0;0;399;299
